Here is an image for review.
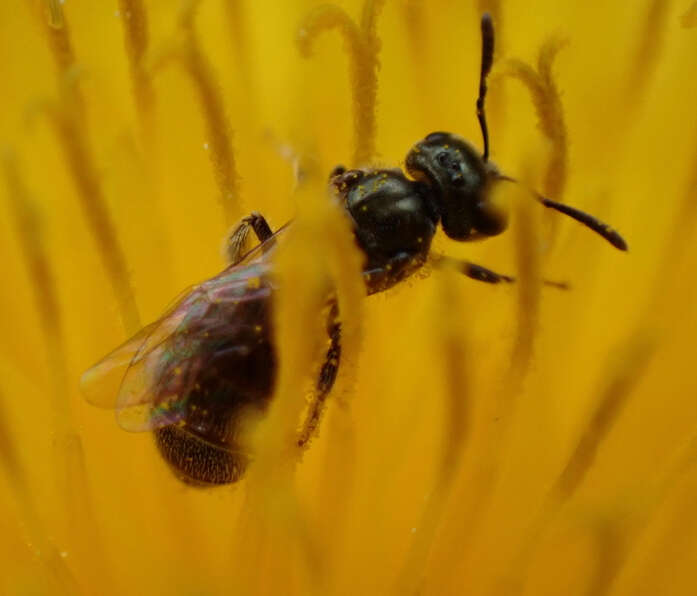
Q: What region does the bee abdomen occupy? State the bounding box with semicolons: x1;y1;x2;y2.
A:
154;425;248;486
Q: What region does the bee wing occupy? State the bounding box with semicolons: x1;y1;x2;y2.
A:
79;285;200;415
81;256;276;433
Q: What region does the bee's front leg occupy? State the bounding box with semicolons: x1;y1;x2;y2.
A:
225;212;274;265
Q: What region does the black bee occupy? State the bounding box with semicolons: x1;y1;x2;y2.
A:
81;14;626;487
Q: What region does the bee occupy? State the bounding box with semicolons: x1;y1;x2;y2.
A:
81;14;626;487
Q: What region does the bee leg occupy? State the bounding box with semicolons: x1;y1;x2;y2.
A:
362;251;426;294
225;212;274;265
434;256;515;284
298;302;341;449
433;256;570;289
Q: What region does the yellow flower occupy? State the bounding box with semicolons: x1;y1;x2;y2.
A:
2;0;697;594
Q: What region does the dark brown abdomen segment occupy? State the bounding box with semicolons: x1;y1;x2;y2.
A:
154;425;249;486
151;295;277;486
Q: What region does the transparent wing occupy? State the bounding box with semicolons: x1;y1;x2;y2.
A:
80;319;163;408
81;234;282;432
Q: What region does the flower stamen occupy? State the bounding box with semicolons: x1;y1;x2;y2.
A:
502;38;569;201
682;1;697;27
297;0;386;166
2;150;70;427
627;0;671;99
39;0;85;118
150;0;240;226
117;0;155;139
509;192;542;384
396;272;472;593
493;338;654;596
48;101;142;334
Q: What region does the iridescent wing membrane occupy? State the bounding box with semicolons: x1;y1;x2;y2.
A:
81;231;283;432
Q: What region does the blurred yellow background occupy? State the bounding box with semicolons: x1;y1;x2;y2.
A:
1;0;696;594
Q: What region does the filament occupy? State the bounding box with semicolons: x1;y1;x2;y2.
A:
297;1;386;166
118;0;155;137
503;38;569;201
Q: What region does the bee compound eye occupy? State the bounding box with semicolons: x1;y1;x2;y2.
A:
425;132;449;144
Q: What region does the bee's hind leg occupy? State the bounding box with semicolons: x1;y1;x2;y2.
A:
225;212;274;265
298;302;341;449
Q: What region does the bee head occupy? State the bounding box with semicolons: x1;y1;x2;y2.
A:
405;132;507;240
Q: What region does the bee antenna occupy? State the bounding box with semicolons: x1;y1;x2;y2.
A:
477;13;495;162
497;175;628;251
